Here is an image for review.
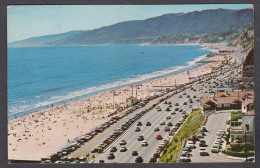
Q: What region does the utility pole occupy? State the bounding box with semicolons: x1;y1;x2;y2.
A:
244;128;248;162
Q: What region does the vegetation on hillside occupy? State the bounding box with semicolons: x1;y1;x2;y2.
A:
226;111;243;125
159;110;204;163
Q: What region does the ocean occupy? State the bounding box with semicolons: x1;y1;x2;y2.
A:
8;44;211;120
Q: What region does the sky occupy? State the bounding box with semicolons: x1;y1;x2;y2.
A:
7;4;252;43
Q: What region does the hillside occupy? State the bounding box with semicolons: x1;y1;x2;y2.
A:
9;8;253;47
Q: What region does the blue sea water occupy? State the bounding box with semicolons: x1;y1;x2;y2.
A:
8;45;211;120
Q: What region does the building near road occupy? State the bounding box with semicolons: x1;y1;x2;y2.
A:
201;91;254;111
126;96;138;107
229;110;255;143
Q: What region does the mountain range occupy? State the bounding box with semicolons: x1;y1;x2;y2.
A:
9;8;253;47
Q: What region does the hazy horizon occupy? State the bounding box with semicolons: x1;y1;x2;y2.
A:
7;4;252;43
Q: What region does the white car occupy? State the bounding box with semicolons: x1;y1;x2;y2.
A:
186;141;195;148
141;140;148;146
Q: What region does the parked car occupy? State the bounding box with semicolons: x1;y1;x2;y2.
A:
166;107;171;111
199;147;209;156
186;141;195;148
166;116;171;119
137;121;142;126
199;140;207;147
164;127;170;132
167;122;173;126
211;144;219;153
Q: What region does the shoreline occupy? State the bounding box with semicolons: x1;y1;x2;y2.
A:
8;44;212;121
8;43;232;160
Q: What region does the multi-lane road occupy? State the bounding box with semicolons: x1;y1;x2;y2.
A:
62;63;243;163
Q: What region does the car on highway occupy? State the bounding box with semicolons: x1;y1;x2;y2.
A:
183;102;187;105
146;122;152;126
189;100;193;103
120;146;127;152
132;150;138;156
137;121;142;126
199;147;209;156
179;95;182;98
141;140;148;146
164;127;170;132
138;135;144;141
175;108;179;111
160;121;165;125
211;144;219;153
166;116;171;119
135;127;141;132
164;101;168;104
99;160;105;163
168;104;172;108
107;153;115;159
110;146;117;152
154;127;160;131
179;108;183;112
167;122;173;126
157;107;162;112
189;105;192;108
120;140;127;145
175;103;179;106
135;156;143;163
171;112;176;115
183;92;187;95
187;95;191;98
201;126;207;132
166;107;171;111
156;134;163;140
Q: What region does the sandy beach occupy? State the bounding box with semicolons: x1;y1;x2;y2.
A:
8;43;241;160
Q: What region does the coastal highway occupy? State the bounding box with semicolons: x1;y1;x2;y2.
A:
93;75;221;163
69;62;241;163
190;112;242;162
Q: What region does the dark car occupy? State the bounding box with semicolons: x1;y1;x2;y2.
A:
175;108;179;111
135;127;141;132
138;136;144;141
175;103;179;106
189;100;193;103
179;108;183;112
171;112;176;115
99;160;105;163
110;146;117;152
164;101;168;104
193;95;197;98
137;122;142;126
132;150;138;156
166;107;171;111
187;95;191;98
149;157;157;163
153;153;160;158
135;156;143;163
168;101;172;104
107;153;115;160
199;140;207;147
146;122;152;126
164;127;170;132
167;122;173;126
154;127;160;131
183;102;187;105
179;95;182;98
168;104;172;108
182;147;192;152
